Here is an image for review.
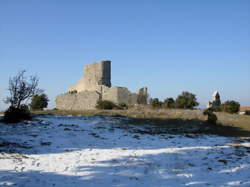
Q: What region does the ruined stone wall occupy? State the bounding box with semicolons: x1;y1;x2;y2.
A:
56;91;100;110
100;86;146;105
56;60;148;110
56;86;148;110
102;87;132;104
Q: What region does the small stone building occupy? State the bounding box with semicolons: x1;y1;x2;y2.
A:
56;61;148;110
207;91;221;108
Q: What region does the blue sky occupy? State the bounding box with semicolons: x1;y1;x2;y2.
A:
0;0;249;110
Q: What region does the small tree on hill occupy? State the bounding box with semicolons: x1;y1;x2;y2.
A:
30;94;49;110
150;98;162;109
203;107;217;124
220;100;240;114
163;98;175;108
5;70;42;108
175;91;199;109
3;70;42;123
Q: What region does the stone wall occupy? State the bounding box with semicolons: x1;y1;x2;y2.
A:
56;91;100;110
56;86;146;110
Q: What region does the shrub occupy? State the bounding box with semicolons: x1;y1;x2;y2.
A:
3;105;31;123
203;108;217;124
220;100;240;114
96;100;116;110
163;98;175;108
30;94;49;110
150;98;162;109
119;103;128;109
210;105;222;112
175;91;199;109
69;90;77;94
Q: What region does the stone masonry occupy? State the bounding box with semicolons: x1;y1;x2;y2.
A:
69;61;111;92
56;61;148;110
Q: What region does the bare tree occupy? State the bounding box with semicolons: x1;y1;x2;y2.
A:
5;70;42;108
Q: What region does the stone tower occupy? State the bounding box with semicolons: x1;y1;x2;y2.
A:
69;61;111;92
207;91;221;108
85;60;111;87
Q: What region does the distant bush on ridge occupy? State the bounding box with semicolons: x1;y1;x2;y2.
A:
163;98;175;108
220;100;240;114
150;98;163;109
175;91;199;109
30;94;49;111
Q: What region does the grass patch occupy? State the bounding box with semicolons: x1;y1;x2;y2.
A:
125;118;250;137
32;106;250;137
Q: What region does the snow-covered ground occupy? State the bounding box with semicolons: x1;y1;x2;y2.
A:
0;115;250;187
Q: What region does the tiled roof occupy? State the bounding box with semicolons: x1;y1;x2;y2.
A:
240;106;250;112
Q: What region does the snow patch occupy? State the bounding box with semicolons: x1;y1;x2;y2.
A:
0;115;250;187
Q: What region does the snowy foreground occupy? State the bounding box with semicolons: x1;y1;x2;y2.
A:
0;115;250;187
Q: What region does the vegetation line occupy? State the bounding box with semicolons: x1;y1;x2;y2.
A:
32;107;250;132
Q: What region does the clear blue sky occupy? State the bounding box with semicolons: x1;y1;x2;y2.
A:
0;0;249;110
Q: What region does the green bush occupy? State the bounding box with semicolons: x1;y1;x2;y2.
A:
69;90;77;94
96;100;116;110
163;98;175;108
119;103;128;109
220;100;240;114
210;105;222;112
203;108;217;124
30;94;49;110
3;105;31;123
175;91;199;109
150;98;163;109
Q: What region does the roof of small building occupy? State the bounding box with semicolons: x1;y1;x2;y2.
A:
240;106;250;112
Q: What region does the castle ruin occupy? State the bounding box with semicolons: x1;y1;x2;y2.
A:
56;61;148;110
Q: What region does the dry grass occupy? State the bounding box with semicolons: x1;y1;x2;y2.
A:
216;112;250;131
32;106;250;135
32;107;207;121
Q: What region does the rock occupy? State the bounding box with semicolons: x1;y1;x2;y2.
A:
40;142;52;146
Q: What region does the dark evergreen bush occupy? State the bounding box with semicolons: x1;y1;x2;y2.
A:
220;100;240;114
3;105;31;123
119;103;128;109
163;98;175;108
96;100;116;110
30;94;49;110
175;91;199;109
210;105;222;112
150;98;163;109
203;108;217;124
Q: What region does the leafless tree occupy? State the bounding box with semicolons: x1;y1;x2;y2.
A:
5;70;42;108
